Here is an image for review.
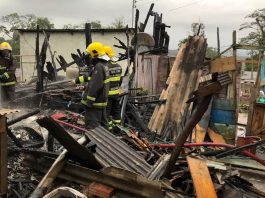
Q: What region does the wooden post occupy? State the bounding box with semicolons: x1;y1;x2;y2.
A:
85;23;92;48
0;115;7;197
246;52;264;135
43;30;57;80
163;94;214;178
217;27;220;55
233;30;239;123
35;25;41;91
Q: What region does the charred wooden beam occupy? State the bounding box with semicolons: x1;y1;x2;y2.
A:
26;156;165;198
126;102;151;134
29;136;87;198
37;117;102;170
56;54;90;72
215;139;265;158
85;23;92;47
139;3;154;32
7;109;40;126
163;95;213;178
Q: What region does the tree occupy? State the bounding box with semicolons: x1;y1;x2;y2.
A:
109;17;126;29
206;47;218;59
178;38;188;47
0;13;54;38
63;24;83;29
0;13;54;55
239;8;265;72
90;20;102;29
239;8;265;48
191;22;205;36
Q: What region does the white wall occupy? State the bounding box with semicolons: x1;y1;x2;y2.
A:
19;30;132;81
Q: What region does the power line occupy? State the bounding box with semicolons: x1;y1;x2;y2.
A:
168;0;204;12
136;0;158;7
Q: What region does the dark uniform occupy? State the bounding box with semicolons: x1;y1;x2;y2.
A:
0;55;16;102
76;61;122;130
106;61;122;129
81;59;109;129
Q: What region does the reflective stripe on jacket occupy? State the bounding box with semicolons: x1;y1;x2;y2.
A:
81;60;109;108
0;56;16;86
107;61;122;97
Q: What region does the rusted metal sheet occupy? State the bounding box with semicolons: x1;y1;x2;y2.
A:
86;126;152;176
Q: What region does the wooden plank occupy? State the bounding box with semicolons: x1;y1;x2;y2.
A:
149;36;207;138
193;124;207;143
251;105;265;135
187;156;217;198
193;100;212;143
0;116;7;196
210;56;236;73
208;128;226;144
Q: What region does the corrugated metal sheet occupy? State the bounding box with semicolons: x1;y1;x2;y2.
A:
0;109;19;116
85;126;152;176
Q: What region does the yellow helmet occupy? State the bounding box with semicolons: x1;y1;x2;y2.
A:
104;45;115;58
86;42;105;59
0;42;12;51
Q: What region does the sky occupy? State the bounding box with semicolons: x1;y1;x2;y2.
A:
0;0;264;54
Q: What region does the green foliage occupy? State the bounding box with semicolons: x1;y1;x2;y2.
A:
178;22;205;49
62;24;83;29
245;63;258;71
239;8;265;48
90;20;102;29
0;13;54;55
108;17;126;29
0;13;54;37
191;22;205;36
178;38;188;47
206;47;218;59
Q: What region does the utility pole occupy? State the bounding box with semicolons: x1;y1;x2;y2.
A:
217;27;220;55
132;0;136;27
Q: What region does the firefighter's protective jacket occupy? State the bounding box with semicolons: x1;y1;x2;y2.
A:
107;61;122;97
0;56;16;86
81;60;109;108
76;62;122;98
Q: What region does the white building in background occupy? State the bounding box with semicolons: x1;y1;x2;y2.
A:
17;28;133;82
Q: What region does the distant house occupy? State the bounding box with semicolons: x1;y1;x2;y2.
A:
16;28;134;82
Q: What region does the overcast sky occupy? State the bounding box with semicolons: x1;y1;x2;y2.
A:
1;0;264;53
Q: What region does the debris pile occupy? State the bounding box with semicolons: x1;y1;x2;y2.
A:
0;3;265;198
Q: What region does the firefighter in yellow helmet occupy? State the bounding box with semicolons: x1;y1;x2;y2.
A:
81;42;110;129
104;46;123;130
0;42;16;103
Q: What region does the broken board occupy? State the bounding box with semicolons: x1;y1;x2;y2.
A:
210;56;236;73
187;156;217;198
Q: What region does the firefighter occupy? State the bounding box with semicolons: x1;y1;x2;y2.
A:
0;42;16;103
81;42;110;129
104;46;122;130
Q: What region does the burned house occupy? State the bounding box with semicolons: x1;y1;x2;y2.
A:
1;3;265;198
16;28;134;82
